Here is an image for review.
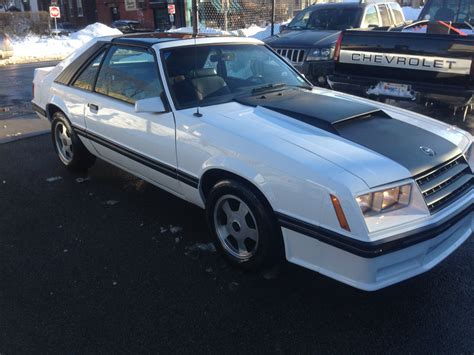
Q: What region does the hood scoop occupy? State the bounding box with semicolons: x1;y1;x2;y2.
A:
235;89;382;134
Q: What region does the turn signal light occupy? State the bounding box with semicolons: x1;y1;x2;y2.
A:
333;32;343;62
330;194;351;232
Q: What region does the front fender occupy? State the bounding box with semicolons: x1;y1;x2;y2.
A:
201;155;277;207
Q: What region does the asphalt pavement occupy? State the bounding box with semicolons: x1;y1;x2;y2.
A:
0;133;473;353
0;62;473;353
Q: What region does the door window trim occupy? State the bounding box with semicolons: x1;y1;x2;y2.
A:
88;44;171;112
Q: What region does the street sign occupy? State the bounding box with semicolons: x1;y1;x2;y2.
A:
49;6;61;18
167;4;175;14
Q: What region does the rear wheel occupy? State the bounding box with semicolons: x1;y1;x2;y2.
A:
51;111;95;172
206;179;283;270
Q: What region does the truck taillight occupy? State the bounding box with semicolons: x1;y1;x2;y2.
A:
334;32;343;62
32;83;35;98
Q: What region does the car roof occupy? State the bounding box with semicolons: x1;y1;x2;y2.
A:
110;32;262;48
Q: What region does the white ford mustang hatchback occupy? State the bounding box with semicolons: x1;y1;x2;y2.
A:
32;33;473;291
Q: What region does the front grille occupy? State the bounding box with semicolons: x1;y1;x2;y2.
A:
416;155;473;213
275;48;306;64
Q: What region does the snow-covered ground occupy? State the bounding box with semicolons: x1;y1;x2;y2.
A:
0;23;121;66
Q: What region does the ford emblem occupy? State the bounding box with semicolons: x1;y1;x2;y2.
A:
420;146;436;157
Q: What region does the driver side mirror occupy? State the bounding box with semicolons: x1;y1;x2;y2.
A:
279;24;287;33
135;97;167;114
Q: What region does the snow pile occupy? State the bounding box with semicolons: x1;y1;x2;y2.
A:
168;26;231;35
402;6;423;21
168;20;291;41
4;23;121;65
237;21;290;40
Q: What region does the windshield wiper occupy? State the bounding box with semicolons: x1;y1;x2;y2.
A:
251;83;287;94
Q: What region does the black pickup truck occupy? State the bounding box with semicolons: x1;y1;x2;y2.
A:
329;0;474;119
264;0;406;86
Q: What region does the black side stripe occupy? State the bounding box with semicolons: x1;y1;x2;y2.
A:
32;103;47;117
73;126;199;188
277;203;473;258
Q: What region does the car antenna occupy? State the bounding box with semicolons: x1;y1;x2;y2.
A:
192;0;203;118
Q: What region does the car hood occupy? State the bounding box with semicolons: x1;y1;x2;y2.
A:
208;89;469;189
264;30;341;48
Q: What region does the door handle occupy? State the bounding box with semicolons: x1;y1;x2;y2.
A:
88;103;99;113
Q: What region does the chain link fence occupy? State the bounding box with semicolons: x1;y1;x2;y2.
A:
197;0;311;32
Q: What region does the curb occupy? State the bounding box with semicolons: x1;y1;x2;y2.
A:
0;56;66;67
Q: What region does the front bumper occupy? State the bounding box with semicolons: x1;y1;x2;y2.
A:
328;74;473;107
299;60;334;86
280;204;473;291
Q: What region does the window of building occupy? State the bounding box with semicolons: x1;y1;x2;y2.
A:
76;0;83;17
95;46;164;104
68;0;74;17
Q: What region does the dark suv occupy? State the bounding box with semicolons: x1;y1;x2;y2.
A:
264;0;406;86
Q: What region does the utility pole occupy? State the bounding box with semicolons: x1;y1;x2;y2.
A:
270;0;275;36
223;0;228;31
192;0;198;36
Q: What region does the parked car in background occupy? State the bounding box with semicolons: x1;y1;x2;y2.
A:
265;0;406;86
32;33;473;291
111;20;151;33
0;31;13;59
417;0;473;23
330;0;474;120
51;22;79;36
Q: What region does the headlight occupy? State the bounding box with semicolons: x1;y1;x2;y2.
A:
306;47;334;61
356;184;412;216
464;143;473;170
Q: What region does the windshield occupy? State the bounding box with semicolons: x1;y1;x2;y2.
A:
161;44;309;109
419;0;473;23
288;6;362;30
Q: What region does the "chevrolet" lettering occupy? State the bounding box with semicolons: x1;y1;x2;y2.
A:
342;50;471;75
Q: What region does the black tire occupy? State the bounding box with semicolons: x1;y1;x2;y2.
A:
206;179;284;271
51;111;96;172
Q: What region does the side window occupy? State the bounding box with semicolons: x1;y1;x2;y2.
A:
362;5;380;27
95;46;164;104
459;0;472;22
422;0;459;21
377;5;391;26
389;3;404;25
290;9;311;28
72;49;105;91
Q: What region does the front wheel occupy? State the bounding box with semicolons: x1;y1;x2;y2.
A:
51;111;95;172
206;179;283;270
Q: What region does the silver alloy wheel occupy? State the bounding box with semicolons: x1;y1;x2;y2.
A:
213;194;259;260
54;122;74;164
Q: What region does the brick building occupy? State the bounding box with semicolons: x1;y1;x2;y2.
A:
36;0;98;26
96;0;190;31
